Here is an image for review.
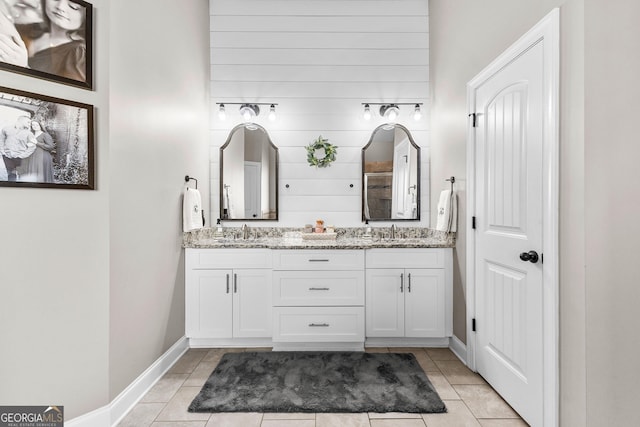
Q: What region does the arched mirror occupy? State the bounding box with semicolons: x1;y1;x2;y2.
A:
362;124;420;221
220;123;278;220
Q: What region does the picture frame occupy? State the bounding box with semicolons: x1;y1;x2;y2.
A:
0;0;93;89
0;85;95;189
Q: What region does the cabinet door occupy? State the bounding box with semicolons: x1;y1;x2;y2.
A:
232;269;272;338
186;269;233;338
365;269;405;337
404;269;446;337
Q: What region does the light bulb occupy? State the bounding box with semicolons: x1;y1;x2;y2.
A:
218;104;226;121
387;107;398;121
363;104;372;121
413;104;422;121
268;104;277;121
239;104;258;122
380;104;399;122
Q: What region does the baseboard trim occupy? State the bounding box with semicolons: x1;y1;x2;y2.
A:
65;336;189;427
189;337;272;348
273;342;365;352
110;336;189;426
449;335;467;365
365;337;450;348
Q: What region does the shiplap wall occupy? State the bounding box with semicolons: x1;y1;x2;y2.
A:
209;0;430;227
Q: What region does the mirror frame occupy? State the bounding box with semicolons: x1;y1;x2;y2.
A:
219;123;279;221
361;123;420;222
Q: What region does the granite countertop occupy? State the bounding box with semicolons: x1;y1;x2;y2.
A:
183;227;456;249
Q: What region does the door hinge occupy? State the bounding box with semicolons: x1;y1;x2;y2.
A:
472;318;476;332
472;216;476;229
469;113;477;128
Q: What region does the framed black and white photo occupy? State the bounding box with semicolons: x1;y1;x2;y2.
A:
0;86;94;189
0;0;93;89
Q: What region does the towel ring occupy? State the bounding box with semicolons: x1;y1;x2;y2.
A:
185;175;198;189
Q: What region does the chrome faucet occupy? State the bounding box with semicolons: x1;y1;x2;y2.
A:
241;224;249;239
390;224;397;239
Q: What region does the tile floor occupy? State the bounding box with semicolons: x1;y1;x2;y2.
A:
117;347;529;427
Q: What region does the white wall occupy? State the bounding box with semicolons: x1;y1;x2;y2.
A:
0;1;111;419
209;0;430;227
108;0;211;400
584;1;640;425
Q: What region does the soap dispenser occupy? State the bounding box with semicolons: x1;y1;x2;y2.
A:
214;218;224;238
363;220;372;239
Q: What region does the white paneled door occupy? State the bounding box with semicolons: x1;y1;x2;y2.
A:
244;161;261;219
470;28;551;427
392;138;410;219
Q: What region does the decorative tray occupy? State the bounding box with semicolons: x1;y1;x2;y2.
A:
301;232;337;240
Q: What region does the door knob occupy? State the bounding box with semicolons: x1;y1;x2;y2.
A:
519;250;539;264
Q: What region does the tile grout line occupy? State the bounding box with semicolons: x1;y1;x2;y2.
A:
149;401;169;427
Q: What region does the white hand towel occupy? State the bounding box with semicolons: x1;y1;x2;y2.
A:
435;190;458;232
183;188;204;232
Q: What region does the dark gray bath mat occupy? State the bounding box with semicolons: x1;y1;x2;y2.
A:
188;351;446;414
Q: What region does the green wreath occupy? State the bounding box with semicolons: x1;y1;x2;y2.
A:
306;135;337;168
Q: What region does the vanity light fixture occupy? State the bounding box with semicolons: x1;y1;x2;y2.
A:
361;102;424;122
215;102;279;122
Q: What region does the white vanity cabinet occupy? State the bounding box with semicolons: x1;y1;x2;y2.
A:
365;248;453;344
184;244;453;349
185;248;272;346
271;249;365;351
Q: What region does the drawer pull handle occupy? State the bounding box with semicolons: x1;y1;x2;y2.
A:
309;323;330;327
226;274;230;294
408;273;412;293
309;287;330;291
308;259;330;262
234;273;237;293
400;273;404;293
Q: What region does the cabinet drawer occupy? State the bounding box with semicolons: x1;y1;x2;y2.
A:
366;248;448;269
273;250;364;271
186;248;272;269
273;307;364;342
273;271;364;306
